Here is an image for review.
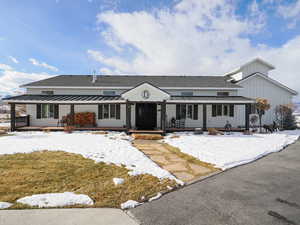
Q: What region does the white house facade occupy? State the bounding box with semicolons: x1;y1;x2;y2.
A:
4;58;297;133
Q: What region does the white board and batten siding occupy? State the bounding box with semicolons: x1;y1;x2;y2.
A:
26;104;127;127
238;75;293;124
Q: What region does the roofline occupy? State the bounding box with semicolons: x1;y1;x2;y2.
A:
121;81;171;96
236;73;298;95
22;86;243;90
167;100;255;103
241;58;275;70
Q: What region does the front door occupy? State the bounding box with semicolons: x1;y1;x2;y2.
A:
136;103;157;130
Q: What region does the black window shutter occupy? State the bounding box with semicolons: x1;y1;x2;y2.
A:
212;104;216;117
54;104;59;119
176;104;180;120
116;104;120;120
193;104;198;120
181;104;186;119
98;104;103;119
230;105;234;117
36;104;41;119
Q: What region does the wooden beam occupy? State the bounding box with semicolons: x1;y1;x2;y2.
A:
70;104;75;125
245;104;250;131
161;100;166;133
10;103;16;131
203;104;207;131
126;101;131;130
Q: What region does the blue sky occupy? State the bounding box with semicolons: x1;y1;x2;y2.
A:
0;0;300;100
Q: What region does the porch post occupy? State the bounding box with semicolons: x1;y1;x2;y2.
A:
70;104;75;125
161;100;166;133
10;103;16;131
203;104;207;131
126;101;131;130
245;103;250;131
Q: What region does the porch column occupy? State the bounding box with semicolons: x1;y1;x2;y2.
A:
245;103;250;131
161;100;166;133
126;101;131;130
10;103;16;131
202;104;207;131
70;104;75;125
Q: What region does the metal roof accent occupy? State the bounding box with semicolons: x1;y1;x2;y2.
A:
168;96;255;103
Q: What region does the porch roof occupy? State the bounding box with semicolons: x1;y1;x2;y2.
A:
3;95;126;104
168;96;255;104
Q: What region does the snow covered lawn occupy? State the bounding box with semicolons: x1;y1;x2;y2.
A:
0;131;176;181
164;130;300;170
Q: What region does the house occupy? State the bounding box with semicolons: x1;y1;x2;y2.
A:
3;58;297;132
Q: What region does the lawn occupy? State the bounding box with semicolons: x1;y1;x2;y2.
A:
0;151;176;209
164;130;300;170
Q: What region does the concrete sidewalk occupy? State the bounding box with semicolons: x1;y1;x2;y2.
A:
0;208;138;225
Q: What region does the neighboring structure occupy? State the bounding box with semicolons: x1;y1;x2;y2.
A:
3;58;297;132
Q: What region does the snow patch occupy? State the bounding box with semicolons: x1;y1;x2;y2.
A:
165;130;300;170
148;192;162;202
0;132;179;183
113;177;125;185
16;192;94;208
0;202;13;209
121;200;141;209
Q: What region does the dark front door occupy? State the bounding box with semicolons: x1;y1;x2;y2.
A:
136;103;157;130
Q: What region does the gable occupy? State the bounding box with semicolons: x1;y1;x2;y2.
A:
237;73;297;95
121;82;170;102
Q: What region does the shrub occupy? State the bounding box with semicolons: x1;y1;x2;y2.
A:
275;104;297;130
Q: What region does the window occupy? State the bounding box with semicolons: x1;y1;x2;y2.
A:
103;90;116;96
217;92;229;96
98;104;120;120
36;104;59;119
41;91;54;95
181;92;193;96
176;104;198;120
250;103;256;114
212;104;234;117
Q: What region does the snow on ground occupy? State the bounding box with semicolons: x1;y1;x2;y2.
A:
165;130;300;170
121;200;141;209
0;122;9;127
16;192;93;208
0;202;13;209
0;131;179;182
113;178;125;185
148;192;162;202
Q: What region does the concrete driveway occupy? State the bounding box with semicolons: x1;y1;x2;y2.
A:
0;209;138;225
129;140;300;225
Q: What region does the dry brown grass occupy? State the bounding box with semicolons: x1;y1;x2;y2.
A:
162;143;220;172
132;134;163;140
0;151;176;209
91;131;108;135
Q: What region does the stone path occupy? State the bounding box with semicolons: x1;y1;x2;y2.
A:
133;140;217;183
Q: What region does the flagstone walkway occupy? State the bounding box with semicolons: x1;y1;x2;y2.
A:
132;140;218;183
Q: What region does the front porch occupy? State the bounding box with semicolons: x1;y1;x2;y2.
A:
5;94;255;133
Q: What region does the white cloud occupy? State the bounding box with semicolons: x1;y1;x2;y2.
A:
88;0;300;100
29;58;59;72
277;0;300;28
8;56;19;64
0;64;52;96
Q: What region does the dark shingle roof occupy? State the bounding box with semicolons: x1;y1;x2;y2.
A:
22;75;241;88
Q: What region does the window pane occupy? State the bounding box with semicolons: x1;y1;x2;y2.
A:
41;104;48;118
103;104;109;119
217;92;229;96
212;104;216;117
180;104;186;119
110;104;116;118
181;92;193;96
116;104;120;120
49;104;54;118
223;105;228;116
217;105;222;116
103;91;116;96
187;104;193;119
230;105;234;117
